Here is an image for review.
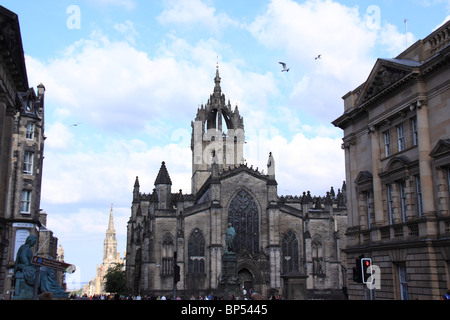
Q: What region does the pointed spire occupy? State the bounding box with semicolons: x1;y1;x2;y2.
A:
107;203;115;233
133;176;140;203
155;161;172;185
267;152;275;178
214;66;221;95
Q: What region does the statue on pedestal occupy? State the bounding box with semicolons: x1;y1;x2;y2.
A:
14;235;38;299
13;235;68;299
225;223;236;253
218;223;240;299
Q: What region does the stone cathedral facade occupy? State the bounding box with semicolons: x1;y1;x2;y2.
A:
125;68;348;299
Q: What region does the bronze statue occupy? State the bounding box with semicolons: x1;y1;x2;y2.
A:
14;235;38;299
225;223;236;253
13;235;67;299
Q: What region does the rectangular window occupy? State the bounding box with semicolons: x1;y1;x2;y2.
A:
411;117;418;146
397;124;405;152
387;184;393;225
399;180;407;222
366;192;371;229
384;130;391;157
26;122;34;140
447;167;450;199
398;264;409;300
20;190;31;214
415;176;423;217
23;152;34;175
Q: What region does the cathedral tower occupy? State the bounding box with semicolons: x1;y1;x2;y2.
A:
191;67;245;193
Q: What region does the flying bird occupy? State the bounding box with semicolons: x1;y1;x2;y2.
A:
315;54;321;60
279;62;290;72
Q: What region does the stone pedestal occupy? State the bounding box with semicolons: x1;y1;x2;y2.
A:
217;253;241;299
281;272;308;300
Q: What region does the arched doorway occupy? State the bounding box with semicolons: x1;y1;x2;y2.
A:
238;268;254;297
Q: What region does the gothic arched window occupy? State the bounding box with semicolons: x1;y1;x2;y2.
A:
282;230;300;274
161;233;174;276
311;234;324;276
228;189;259;253
188;229;205;274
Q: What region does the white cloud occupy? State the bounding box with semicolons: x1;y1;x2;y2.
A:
41;137;192;206
246;0;421;122
114;20;140;45
27;32;209;133
378;23;416;57
87;0;136;10
157;0;239;33
247;0;377;121
249;0;376;75
44;122;76;151
245;131;345;196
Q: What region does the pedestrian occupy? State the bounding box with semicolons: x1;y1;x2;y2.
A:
250;292;262;300
443;290;450;300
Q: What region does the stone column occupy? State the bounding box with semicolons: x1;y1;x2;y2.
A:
370;128;385;227
343;139;358;227
269;246;281;289
210;203;222;289
267;203;281;289
210;246;222;290
415;98;438;239
416;99;436;216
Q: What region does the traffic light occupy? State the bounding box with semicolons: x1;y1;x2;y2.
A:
174;264;180;283
353;256;363;283
173;251;180;283
361;258;372;284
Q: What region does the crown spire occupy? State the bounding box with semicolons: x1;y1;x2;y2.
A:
214;66;221;95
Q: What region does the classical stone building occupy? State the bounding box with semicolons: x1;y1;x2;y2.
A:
0;6;60;300
125;68;348;299
83;205;123;296
333;21;450;300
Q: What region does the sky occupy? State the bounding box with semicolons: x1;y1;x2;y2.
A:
3;0;449;290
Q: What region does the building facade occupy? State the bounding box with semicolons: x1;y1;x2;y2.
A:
125;68;348;299
333;21;450;300
0;6;59;299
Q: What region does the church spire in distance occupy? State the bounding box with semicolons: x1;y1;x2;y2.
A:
107;203;115;233
103;203;118;264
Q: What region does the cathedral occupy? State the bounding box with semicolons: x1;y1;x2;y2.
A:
125;68;348;299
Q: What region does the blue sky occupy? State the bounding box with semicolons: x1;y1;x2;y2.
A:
3;0;449;290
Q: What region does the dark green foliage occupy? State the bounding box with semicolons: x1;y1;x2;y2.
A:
103;263;126;294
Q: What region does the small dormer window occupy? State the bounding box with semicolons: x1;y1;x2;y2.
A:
26;97;33;112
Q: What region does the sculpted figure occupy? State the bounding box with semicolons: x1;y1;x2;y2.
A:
14;235;67;299
225;223;236;253
14;235;38;299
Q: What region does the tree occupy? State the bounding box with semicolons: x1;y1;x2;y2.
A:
103;263;126;295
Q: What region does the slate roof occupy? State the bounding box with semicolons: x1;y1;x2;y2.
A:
154;161;172;185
